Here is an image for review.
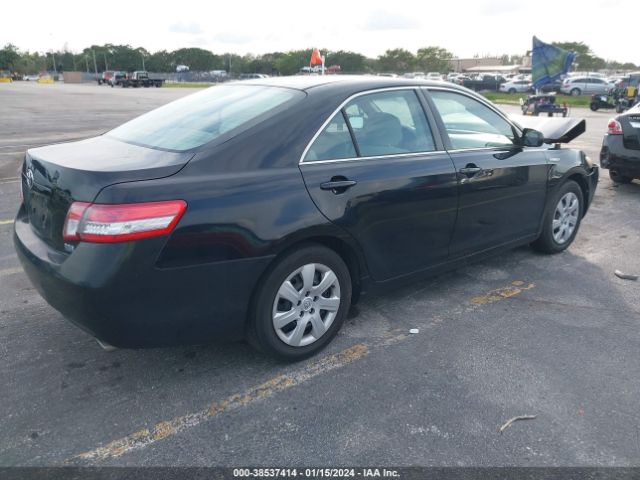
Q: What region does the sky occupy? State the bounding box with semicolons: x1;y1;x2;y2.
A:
3;0;636;65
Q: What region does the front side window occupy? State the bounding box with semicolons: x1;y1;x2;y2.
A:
108;85;303;151
429;90;517;150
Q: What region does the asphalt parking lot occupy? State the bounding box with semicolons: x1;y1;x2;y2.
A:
1;82;639;467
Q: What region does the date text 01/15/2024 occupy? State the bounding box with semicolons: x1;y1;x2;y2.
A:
232;468;400;478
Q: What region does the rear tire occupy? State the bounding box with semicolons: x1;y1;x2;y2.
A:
531;180;583;254
570;88;581;96
609;170;633;184
248;245;352;361
589;103;598;111
508;88;516;94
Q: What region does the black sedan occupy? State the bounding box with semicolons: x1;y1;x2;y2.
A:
14;76;599;360
600;103;640;183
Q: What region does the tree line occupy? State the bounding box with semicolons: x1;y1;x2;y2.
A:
0;42;636;76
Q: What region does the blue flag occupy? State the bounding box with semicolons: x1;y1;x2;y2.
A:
531;36;576;89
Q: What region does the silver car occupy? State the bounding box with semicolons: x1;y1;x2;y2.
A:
561;77;615;96
499;79;532;93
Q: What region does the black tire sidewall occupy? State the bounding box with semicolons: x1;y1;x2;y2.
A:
536;181;584;253
250;245;352;361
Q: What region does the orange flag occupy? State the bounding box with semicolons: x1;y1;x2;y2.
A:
310;48;324;66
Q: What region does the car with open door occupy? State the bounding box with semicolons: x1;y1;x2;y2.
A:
14;76;598;360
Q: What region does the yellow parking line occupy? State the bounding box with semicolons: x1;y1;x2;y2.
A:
0;267;22;277
69;279;534;464
471;281;535;305
73;344;370;462
0;219;15;225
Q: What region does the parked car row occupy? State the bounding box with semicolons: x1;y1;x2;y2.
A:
97;70;164;88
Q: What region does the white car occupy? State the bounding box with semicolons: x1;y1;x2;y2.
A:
560;76;615;96
23;75;40;81
426;72;444;81
499;79;532;94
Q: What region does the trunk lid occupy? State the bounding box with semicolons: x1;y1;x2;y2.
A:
622;113;640;150
22;136;193;250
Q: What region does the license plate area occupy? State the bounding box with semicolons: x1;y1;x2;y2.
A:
28;189;55;239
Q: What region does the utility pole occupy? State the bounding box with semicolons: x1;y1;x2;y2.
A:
92;50;98;75
141;53;145;70
51;52;57;74
103;52;108;71
85;56;89;73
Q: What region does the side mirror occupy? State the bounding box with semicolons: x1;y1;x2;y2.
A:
522;128;545;147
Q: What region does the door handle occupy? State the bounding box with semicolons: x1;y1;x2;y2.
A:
459;165;482;176
320;179;357;192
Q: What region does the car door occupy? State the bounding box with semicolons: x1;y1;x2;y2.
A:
571;78;587;95
424;88;549;258
299;88;458;282
592;78;608;95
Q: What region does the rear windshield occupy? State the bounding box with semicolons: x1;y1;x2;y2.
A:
107;85;303;151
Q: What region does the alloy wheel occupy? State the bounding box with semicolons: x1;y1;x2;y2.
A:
552;192;579;244
272;263;341;347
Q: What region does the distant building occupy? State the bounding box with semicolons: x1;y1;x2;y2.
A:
450;55;531;74
450;57;504;73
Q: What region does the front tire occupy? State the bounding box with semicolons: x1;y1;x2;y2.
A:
531;180;583;254
248;245;352;361
570;88;581;96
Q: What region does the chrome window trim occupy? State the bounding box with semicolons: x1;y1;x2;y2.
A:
446;147;511;154
299;150;446;166
298;86;440;165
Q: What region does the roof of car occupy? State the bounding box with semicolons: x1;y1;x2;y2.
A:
229;75;461;92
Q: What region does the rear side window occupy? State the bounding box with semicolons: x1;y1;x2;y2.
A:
346;90;435;156
108;85;303;151
304;113;357;161
304;89;435;162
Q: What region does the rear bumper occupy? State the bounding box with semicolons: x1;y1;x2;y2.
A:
13;205;274;348
600;135;640;177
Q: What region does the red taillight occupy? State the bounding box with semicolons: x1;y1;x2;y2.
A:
607;119;623;135
63;200;187;243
